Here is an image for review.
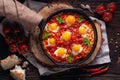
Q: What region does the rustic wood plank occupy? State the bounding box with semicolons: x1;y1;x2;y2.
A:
0;0;120;80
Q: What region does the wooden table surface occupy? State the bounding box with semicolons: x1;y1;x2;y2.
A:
0;0;120;80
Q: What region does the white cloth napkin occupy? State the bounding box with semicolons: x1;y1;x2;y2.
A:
0;1;111;76
89;17;111;65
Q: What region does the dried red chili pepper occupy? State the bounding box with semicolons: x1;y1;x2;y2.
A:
85;68;101;72
91;67;109;76
82;64;108;72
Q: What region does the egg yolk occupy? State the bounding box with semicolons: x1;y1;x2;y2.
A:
73;45;81;52
57;48;66;57
49;23;58;30
62;31;71;41
79;26;87;34
66;15;75;25
49;38;55;45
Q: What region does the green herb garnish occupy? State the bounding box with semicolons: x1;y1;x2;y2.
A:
56;17;64;24
78;16;83;23
67;52;74;64
42;30;51;39
83;38;90;46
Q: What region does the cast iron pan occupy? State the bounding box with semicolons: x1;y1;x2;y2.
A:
38;9;98;67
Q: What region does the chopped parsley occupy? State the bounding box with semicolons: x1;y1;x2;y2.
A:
83;38;90;46
78;15;83;23
56;17;65;24
42;30;51;39
67;52;74;63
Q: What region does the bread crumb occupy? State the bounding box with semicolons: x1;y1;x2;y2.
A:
22;61;29;68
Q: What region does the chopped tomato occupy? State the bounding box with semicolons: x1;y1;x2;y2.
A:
42;12;94;63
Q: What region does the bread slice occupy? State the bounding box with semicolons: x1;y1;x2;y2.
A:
10;65;25;80
0;55;21;70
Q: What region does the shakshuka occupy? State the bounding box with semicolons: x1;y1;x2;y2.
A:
42;12;95;64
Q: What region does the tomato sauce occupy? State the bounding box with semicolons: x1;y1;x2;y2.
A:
42;12;95;63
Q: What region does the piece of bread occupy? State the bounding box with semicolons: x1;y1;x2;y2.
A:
10;65;26;80
0;55;21;70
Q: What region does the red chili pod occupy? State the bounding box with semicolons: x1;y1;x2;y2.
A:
84;68;101;72
91;67;108;76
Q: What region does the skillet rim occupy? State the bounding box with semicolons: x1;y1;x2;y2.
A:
39;8;98;67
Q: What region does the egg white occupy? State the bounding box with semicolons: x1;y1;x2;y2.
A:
72;44;83;56
45;24;48;31
82;34;90;38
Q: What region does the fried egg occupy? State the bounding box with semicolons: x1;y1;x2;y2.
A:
72;44;83;55
48;23;59;32
79;24;88;34
48;38;55;46
61;31;71;41
79;24;90;38
54;47;67;58
65;15;75;25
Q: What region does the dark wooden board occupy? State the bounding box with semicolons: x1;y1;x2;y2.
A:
0;0;120;80
28;0;120;79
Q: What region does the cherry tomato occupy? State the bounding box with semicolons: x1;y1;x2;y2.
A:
4;34;16;44
9;44;18;53
103;12;113;22
13;26;23;36
95;4;105;15
19;44;29;54
106;2;116;13
2;26;12;35
17;35;27;44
